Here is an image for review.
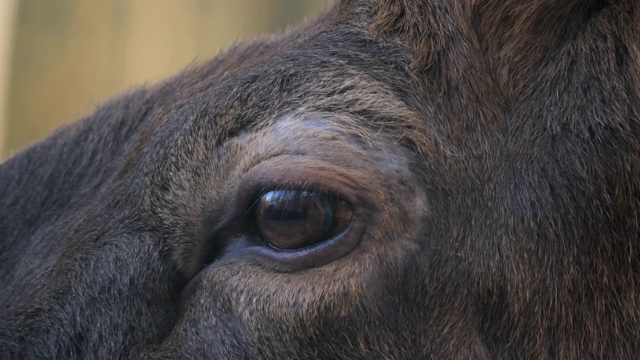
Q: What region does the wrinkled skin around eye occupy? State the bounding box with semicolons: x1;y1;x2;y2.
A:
254;190;353;250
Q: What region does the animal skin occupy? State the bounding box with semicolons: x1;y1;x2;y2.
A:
1;0;640;358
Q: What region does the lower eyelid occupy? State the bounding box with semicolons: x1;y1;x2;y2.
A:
237;215;364;272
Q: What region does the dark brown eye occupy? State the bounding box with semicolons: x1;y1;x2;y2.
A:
253;189;352;250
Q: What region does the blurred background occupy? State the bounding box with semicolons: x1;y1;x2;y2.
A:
0;0;330;160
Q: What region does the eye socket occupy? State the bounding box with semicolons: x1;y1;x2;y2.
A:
253;189;353;250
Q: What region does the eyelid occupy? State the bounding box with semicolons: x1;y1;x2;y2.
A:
237;154;370;208
244;218;363;272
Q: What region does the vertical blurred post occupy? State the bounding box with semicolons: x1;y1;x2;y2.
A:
0;0;17;159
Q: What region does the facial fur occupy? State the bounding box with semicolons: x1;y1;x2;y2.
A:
1;0;640;359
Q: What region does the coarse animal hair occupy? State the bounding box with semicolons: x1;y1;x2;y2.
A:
1;0;640;358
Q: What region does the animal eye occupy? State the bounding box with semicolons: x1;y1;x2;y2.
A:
253;189;353;250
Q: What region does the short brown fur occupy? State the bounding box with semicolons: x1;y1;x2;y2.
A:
1;0;640;358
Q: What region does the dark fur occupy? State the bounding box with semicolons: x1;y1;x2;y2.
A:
2;0;640;358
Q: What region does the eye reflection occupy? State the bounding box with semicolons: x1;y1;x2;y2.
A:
254;189;352;250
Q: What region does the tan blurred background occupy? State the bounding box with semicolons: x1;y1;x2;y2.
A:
0;0;330;160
